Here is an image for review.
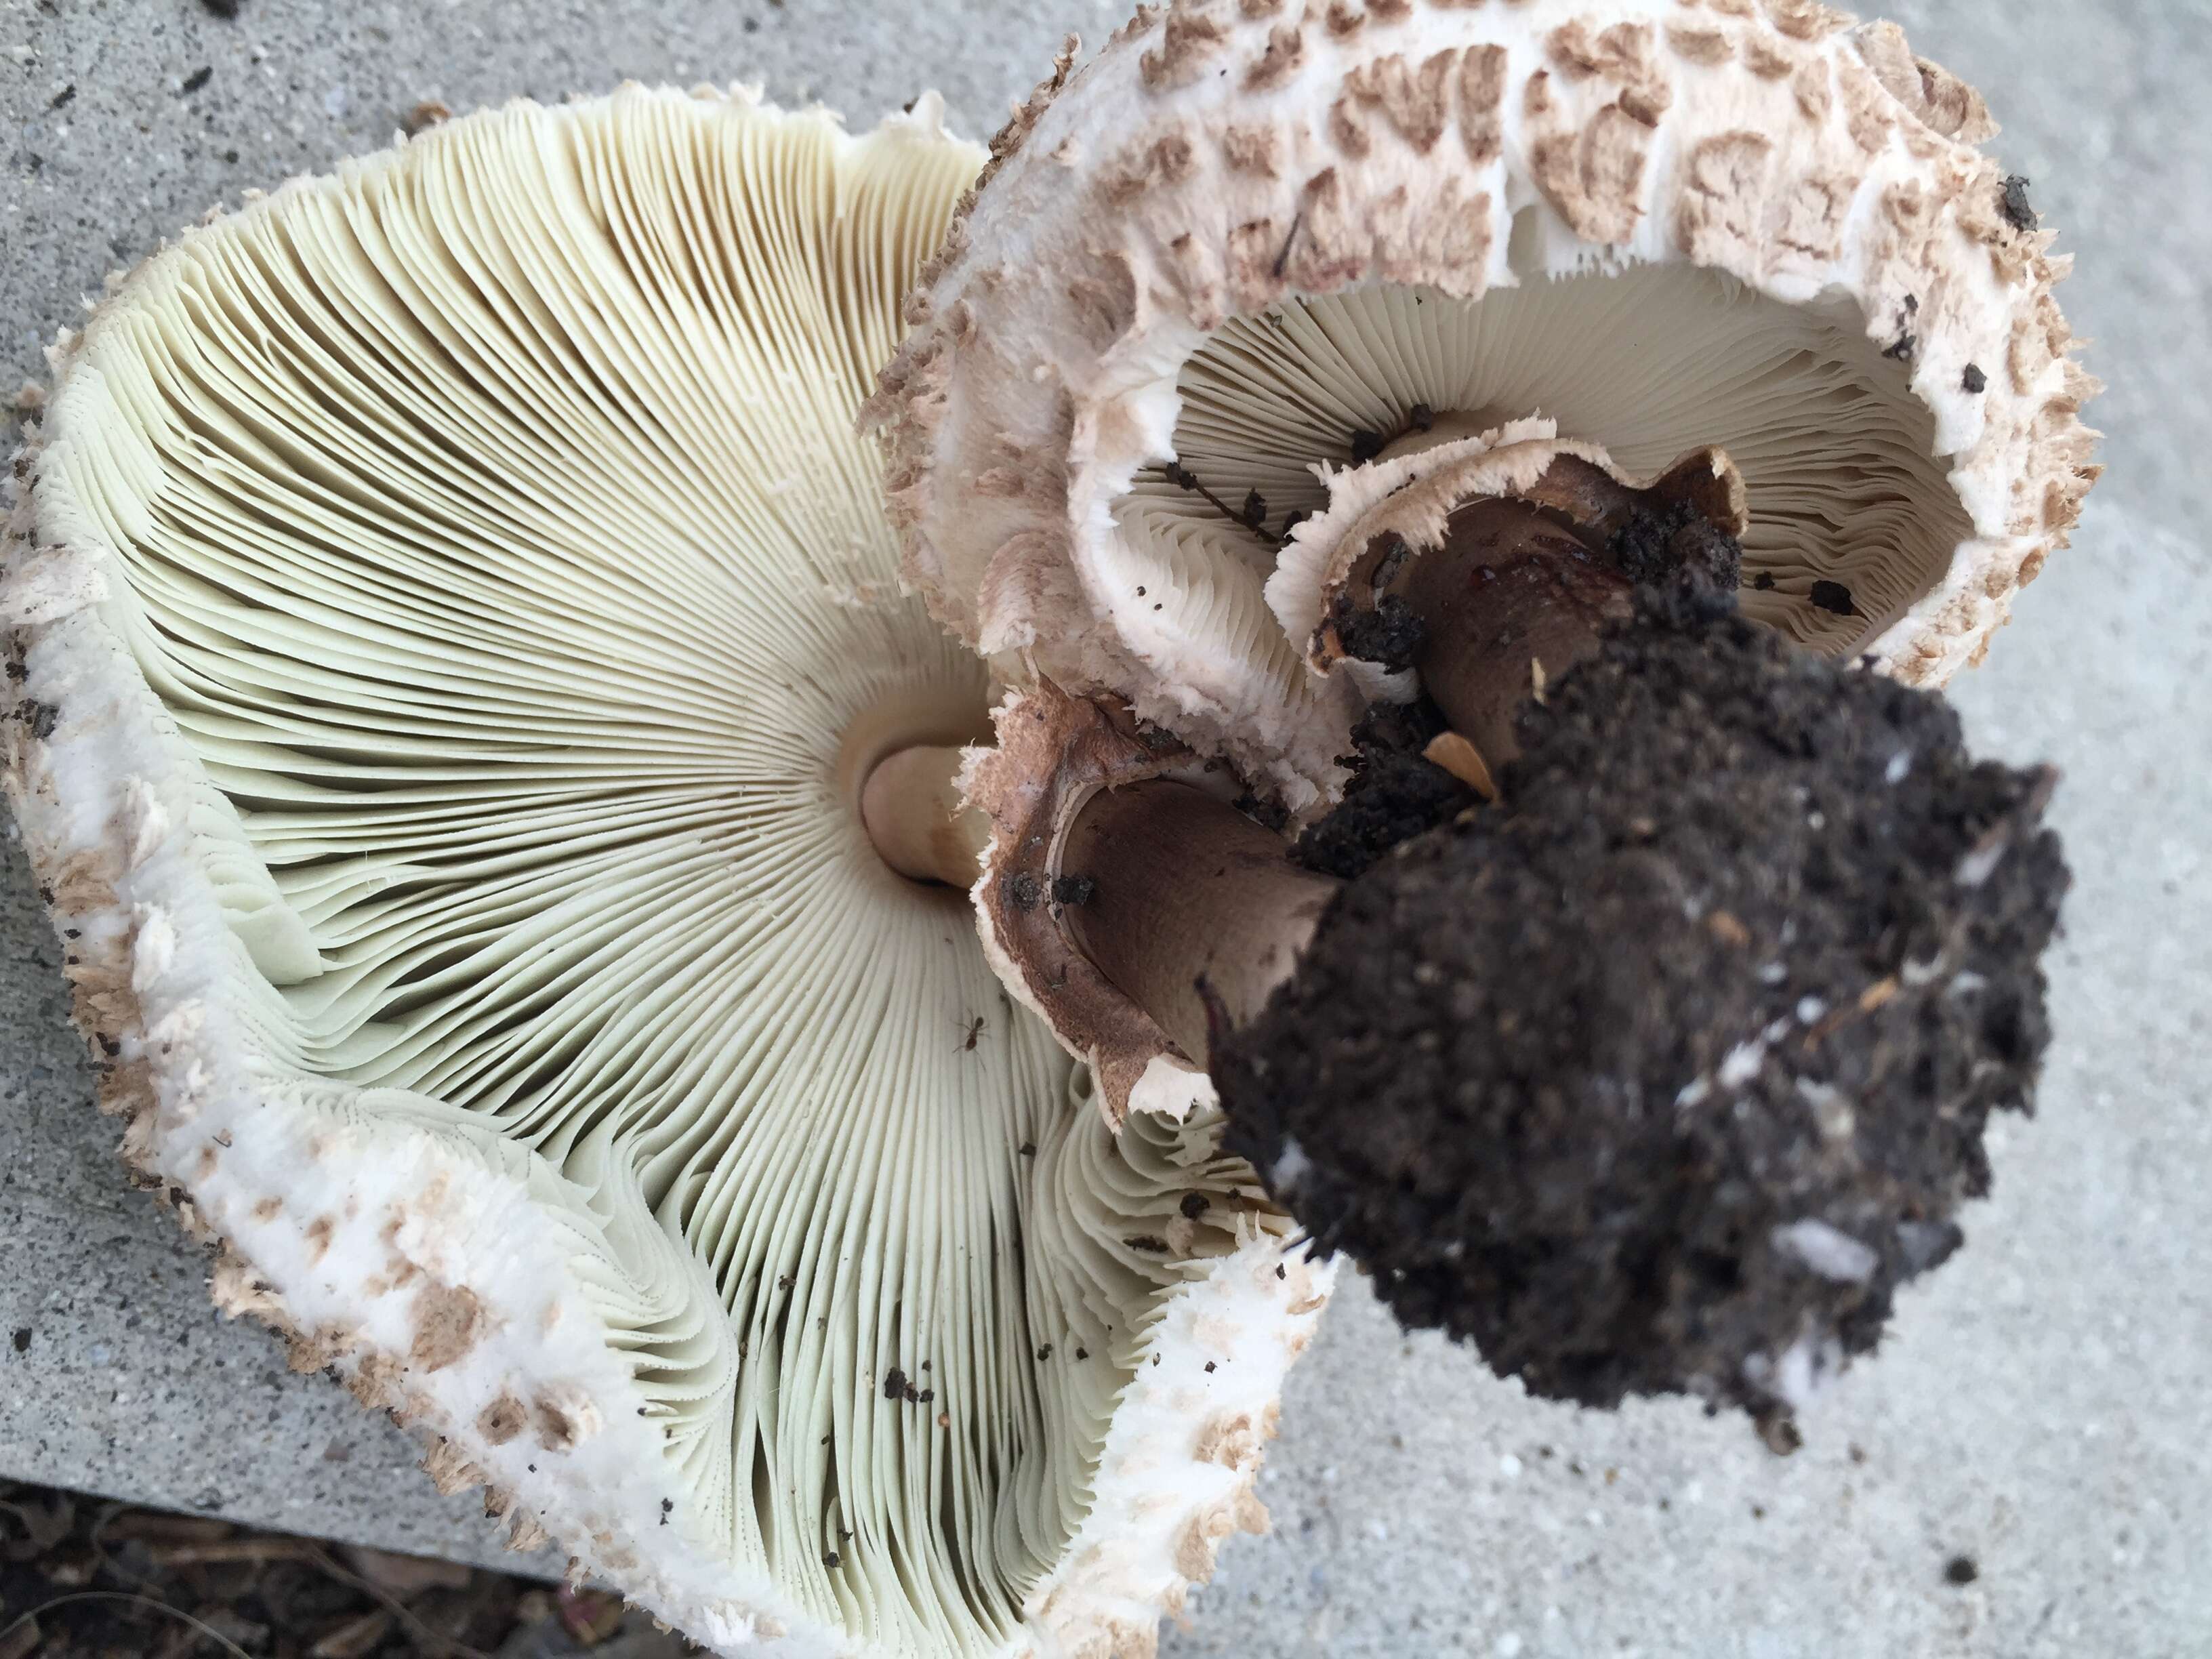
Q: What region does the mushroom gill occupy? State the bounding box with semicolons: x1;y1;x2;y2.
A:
1154;263;1973;661
6;87;1323;1658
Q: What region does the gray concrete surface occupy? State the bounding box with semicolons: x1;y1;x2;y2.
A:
1;0;2205;1652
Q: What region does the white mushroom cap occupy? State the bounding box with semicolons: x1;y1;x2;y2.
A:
2;87;1328;1658
872;0;2100;807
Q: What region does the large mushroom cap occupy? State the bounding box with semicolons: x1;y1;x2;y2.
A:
872;0;2099;808
3;87;1327;1658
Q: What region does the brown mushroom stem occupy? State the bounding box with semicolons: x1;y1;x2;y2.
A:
857;747;1336;1063
1396;499;1633;769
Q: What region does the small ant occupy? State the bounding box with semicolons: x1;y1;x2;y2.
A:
957;1015;985;1052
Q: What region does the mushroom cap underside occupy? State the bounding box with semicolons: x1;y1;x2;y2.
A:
1;86;1328;1659
872;0;2099;811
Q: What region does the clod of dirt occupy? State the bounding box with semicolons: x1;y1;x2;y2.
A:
1233;791;1292;833
1216;596;2066;1423
1607;496;1741;597
1296;699;1473;881
1328;592;1425;672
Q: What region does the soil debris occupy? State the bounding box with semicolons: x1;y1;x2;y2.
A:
1219;594;2066;1424
1328;592;1425;673
1809;579;1857;616
1295;698;1472;882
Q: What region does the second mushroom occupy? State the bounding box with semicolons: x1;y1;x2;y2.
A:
867;0;2091;1425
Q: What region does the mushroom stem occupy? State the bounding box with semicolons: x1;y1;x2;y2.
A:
859;493;1704;1042
860;743;991;886
1058;782;1338;1063
1317;437;1746;780
1397;499;1633;769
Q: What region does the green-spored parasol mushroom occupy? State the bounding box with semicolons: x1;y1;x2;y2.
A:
3;88;1330;1659
867;0;2091;1433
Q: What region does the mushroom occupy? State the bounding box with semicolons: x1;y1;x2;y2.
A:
867;0;2090;1420
872;0;2099;805
3;89;1329;1658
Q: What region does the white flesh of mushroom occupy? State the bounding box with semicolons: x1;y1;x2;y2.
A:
2;87;1328;1659
874;0;2099;815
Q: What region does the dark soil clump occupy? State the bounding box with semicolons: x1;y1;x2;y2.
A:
1329;592;1425;672
1295;699;1474;881
1809;579;1858;617
1233;792;1291;834
1216;598;2066;1422
1607;497;1741;596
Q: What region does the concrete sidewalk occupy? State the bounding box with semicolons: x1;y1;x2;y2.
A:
3;3;2206;1654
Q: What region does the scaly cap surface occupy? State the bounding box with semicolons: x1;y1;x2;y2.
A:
872;0;2098;810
